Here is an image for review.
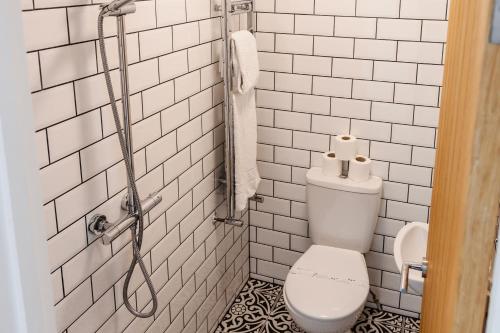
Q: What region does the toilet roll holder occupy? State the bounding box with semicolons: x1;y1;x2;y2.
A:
335;134;356;178
340;156;369;179
340;161;350;178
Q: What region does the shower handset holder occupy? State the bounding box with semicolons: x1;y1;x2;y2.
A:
100;0;136;16
88;192;162;245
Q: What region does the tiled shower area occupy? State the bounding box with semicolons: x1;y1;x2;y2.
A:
19;0;448;332
22;0;249;331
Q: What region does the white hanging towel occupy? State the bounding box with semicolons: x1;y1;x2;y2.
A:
230;30;261;211
231;30;260;94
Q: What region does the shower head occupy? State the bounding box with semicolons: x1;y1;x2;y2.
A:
101;0;136;16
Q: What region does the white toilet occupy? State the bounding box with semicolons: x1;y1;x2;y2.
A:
283;167;382;333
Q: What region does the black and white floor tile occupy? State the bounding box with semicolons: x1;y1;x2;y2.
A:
216;279;420;333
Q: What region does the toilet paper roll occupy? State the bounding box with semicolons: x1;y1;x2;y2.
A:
321;151;341;177
348;155;371;182
333;135;357;161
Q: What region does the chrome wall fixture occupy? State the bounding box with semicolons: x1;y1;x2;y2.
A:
214;0;254;15
400;258;428;293
88;0;162;318
213;0;259;227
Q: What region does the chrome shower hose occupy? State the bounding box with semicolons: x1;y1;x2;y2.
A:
97;12;158;318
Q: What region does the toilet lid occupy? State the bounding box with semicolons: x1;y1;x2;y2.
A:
284;245;369;320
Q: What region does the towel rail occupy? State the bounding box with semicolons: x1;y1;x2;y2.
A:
213;0;256;226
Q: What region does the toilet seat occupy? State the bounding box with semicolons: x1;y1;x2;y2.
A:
284;245;369;327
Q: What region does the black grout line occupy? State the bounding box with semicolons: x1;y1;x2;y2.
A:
32;51;44;91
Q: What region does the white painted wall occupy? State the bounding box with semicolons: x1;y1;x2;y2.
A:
0;1;56;332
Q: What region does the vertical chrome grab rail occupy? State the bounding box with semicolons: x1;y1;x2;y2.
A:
117;16;136;215
221;0;237;225
213;0;255;227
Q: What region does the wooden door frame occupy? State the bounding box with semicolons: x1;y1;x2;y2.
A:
421;0;500;332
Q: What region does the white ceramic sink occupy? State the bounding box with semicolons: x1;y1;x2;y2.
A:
394;222;429;295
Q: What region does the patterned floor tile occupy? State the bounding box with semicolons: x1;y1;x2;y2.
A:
402;316;420;332
353;307;403;332
264;295;304;333
215;279;283;333
216;279;420;333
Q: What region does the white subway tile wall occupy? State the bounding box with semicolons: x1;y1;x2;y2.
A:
251;0;448;317
23;0;250;332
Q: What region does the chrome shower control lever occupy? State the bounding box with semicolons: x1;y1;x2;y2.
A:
121;191;162;213
400;258;428;293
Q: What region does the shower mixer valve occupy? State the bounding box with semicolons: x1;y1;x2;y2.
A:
88;192;162;245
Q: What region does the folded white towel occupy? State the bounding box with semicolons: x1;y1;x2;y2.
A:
230;31;261;211
231;30;260;94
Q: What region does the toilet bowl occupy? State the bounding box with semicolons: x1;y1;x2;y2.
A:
283;168;382;333
283;245;369;333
